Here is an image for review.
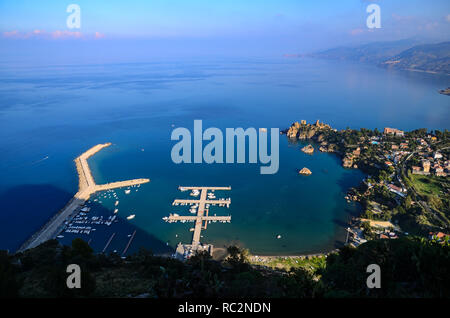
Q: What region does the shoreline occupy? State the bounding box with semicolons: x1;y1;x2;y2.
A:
17;143;150;253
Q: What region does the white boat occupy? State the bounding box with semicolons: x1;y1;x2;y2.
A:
127;214;136;220
114;208;119;214
115;200;119;206
57;235;64;239
125;189;131;194
277;235;282;239
190;190;200;197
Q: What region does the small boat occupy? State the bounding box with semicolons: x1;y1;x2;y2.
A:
114;208;119;213
127;214;136;220
276;235;282;239
57;235;64;239
125;189;131;194
115;200;119;206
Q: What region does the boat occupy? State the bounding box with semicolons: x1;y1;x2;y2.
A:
127;214;136;220
114;208;118;214
56;235;64;239
277;235;282;239
125;189;131;194
115;200;119;206
190;189;200;197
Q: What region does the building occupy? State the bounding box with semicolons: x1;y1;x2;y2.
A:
384;127;405;137
429;232;450;242
422;160;431;173
435;166;446;177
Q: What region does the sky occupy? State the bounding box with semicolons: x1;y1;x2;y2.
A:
0;0;449;63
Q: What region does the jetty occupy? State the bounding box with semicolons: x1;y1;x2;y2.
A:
164;186;231;259
18;143;150;252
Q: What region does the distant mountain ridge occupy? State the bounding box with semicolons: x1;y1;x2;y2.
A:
382;42;450;74
311;39;450;75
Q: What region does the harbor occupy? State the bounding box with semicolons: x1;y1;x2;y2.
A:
163;186;232;259
17;143;150;252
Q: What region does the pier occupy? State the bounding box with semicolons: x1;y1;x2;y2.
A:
18;143;150;252
164;186;231;259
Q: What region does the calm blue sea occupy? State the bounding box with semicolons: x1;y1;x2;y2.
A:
0;58;449;255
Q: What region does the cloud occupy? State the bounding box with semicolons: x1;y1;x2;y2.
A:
3;30;19;38
1;30;104;40
51;30;82;39
350;28;364;36
95;32;105;39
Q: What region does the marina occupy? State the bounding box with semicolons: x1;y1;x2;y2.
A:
17;143;150;252
164;186;232;259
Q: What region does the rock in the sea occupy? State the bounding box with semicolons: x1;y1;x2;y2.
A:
299;167;312;175
301;144;314;154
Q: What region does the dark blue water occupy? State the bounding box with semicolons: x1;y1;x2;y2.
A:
0;58;448;254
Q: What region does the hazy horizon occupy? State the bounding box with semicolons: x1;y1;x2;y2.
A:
1;0;449;65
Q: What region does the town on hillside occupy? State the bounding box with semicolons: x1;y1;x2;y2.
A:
284;120;450;247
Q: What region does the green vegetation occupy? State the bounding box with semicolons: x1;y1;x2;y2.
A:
1;237;449;298
408;173;448;197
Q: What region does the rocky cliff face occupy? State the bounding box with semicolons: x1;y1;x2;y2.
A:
286;120;331;140
298;167;312;175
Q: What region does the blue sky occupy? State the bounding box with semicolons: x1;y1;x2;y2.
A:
0;0;448;61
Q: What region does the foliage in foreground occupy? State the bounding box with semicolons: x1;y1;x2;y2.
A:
0;237;449;298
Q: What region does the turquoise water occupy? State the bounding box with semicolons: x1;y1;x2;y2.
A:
0;58;448;254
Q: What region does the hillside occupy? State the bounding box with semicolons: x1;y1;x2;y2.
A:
1;237;449;298
310;39;420;63
382;42;450;74
311;40;450;75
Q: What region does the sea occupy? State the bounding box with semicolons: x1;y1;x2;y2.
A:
0;57;449;255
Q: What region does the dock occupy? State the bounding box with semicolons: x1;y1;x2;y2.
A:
122;230;136;256
18;143;150;252
164;186;231;259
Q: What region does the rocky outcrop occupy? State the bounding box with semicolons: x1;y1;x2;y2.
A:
342;155;354;168
301;144;314;154
285;120;331;140
298;167;312;175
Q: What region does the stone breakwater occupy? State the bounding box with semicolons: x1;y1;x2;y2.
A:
17;143;150;252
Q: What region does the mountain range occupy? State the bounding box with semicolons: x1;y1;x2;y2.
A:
310;39;450;75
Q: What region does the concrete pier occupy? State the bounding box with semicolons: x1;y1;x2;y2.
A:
18;143;149;252
165;186;231;259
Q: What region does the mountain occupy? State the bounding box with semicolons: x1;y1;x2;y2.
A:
381;42;450;74
310;39;421;64
311;40;450;75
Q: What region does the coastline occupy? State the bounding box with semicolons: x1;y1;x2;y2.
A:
17;143;150;253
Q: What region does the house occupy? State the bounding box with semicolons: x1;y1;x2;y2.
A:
435;166;446;177
434;152;443;159
384;127;405;137
412;166;421;174
422;160;431;173
429;232;450;242
388;184;406;197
